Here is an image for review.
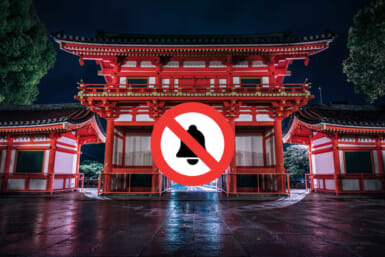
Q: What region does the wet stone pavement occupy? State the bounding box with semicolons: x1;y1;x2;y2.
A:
0;191;384;257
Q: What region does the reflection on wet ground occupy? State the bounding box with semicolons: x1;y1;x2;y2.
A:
0;192;384;256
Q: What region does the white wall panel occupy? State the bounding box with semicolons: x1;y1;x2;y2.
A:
314;152;334;174
342;179;360;191
183;61;205;68
312;137;331;147
54;152;76;174
364;179;381;191
0;150;6;173
339;150;345;174
265;137;275;166
9;150;15;174
29;179;47;190
373;150;379;174
325;179;335;190
256;114;273;122
236;134;264;166
7;179;25;190
53;178;64;189
57;136;76;146
125;134;152;166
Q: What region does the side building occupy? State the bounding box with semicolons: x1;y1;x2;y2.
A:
0;104;105;194
284;104;385;194
53;31;334;195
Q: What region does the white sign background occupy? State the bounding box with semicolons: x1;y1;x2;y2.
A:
160;112;225;176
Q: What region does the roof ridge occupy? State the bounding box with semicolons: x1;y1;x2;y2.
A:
0;103;85;111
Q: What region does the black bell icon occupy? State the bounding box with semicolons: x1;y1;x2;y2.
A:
176;125;206;165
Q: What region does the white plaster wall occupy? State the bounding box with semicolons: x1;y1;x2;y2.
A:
125;134;152;166
233;60;248;67
236;134;264;166
339;150;345;174
119;77;127;86
342;179;360;191
122;61;137;67
113;136;123;166
373;150;379;174
54;152;76;174
325;179;335;190
313;178;322;189
9;150;16;174
312;144;332;151
209;61;225;67
8;178;25;190
136;114;154;121
53;178;64;189
235;114;252;122
0;150;6;173
164;61;179;68
183;61;205;68
383;150;385;170
140;61;155;67
265;137;275;166
29;179;47;190
251;60;267;67
57;136;76;146
313;152;334;174
114;114;133;122
312;137;331;147
311;155;317;174
66;178;75;188
43;150;50;174
262;76;269;84
256;114;273;122
363;179;381;191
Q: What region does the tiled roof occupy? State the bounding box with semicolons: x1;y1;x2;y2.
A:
52;31;335;45
0;103;95;127
295;104;385;127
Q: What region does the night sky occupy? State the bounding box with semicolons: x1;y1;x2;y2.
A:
33;0;381;161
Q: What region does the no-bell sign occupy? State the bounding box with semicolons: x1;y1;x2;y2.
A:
151;102;235;186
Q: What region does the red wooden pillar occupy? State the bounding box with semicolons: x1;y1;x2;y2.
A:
103;118;114;193
229;118;237;194
376;136;385;191
2;136;13;192
308;137;314;190
47;135;57;194
332;135;341;195
274;118;285;192
74;141;81;189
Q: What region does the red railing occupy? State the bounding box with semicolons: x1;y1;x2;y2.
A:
1;173;84;195
223;173;290;196
305;173;311;192
97;172;168;196
306;173;385;194
77;82;309;96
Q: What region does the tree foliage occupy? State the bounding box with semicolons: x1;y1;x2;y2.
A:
343;0;385;103
284;145;309;177
79;160;104;178
0;0;56;104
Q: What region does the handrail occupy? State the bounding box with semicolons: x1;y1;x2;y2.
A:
77;82;310;95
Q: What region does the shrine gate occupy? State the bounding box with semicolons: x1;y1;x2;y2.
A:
54;31;333;195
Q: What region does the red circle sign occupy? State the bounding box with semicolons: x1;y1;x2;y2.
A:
151;102;235;186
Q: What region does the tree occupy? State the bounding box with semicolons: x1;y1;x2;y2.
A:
343;0;385;103
284;145;309;177
0;0;56;105
79;160;104;178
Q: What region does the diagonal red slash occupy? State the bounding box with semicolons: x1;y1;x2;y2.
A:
166;118;220;170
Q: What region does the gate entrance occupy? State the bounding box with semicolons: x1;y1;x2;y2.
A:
171;179;218;192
